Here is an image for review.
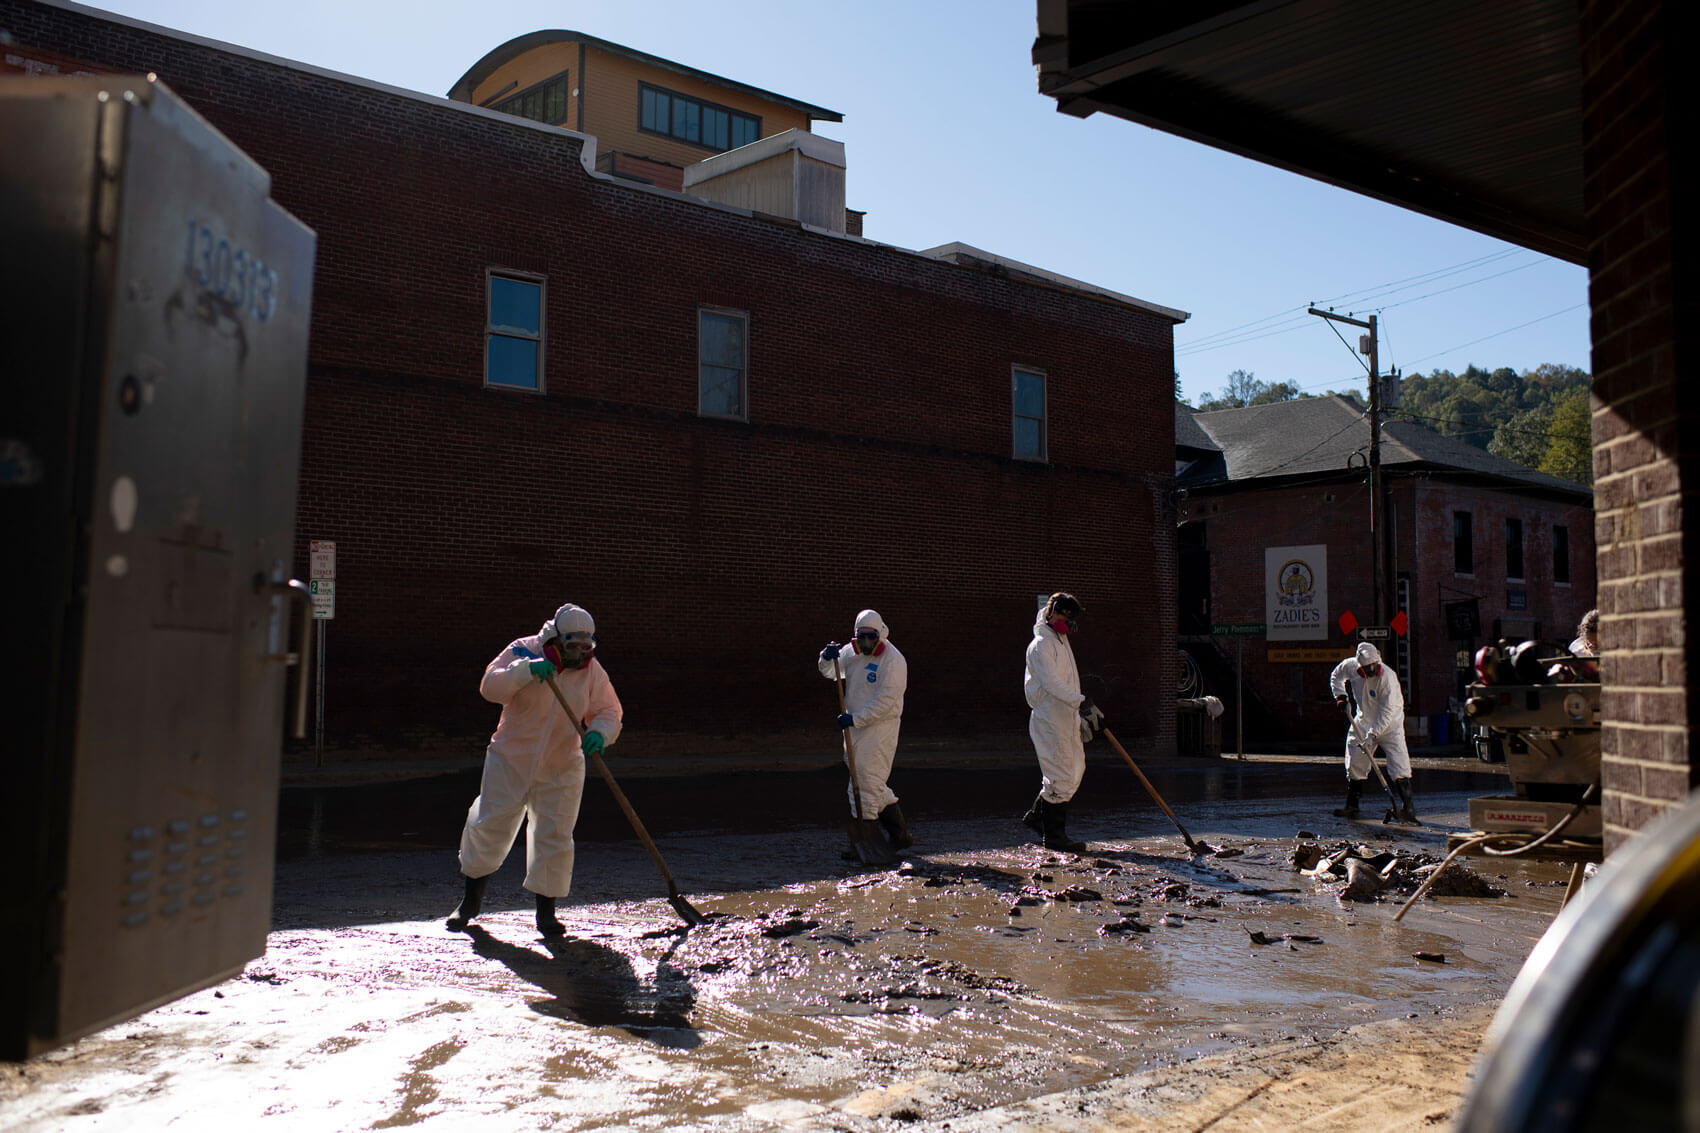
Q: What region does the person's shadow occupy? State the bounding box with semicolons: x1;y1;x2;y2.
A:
463;925;700;1049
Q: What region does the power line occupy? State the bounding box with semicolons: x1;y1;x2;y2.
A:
1406;304;1589;365
1175;249;1536;356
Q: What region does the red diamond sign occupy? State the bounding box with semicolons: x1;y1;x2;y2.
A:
1390;611;1409;636
1337;610;1358;636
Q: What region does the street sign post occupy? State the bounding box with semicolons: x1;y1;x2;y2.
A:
1358;626;1391;640
1212;623;1266;636
307;540;334;766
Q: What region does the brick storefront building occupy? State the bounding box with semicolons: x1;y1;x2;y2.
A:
1178;397;1594;746
4;1;1185;759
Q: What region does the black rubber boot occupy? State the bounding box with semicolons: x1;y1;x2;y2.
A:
534;892;566;938
1021;793;1046;839
1042;800;1087;853
877;803;914;850
1395;778;1419;824
1332;778;1363;819
446;873;488;931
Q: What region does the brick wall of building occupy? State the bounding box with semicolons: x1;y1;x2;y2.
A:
1579;0;1700;847
2;2;1180;759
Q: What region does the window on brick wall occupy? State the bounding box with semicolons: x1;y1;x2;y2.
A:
698;307;747;419
1454;511;1473;574
640;84;760;152
1012;366;1047;461
1554;524;1571;585
492;73;569;126
1506;517;1525;580
486;271;544;392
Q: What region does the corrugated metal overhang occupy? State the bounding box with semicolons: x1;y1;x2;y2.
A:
1034;0;1584;263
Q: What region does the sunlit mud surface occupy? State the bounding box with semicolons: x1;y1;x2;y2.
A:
1;776;1573;1130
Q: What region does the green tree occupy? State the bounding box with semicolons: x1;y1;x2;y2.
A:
1196;365;1264;409
1489;405;1554;468
1248;380;1305;406
1540;388;1594;485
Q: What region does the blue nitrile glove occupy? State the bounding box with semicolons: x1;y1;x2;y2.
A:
837;712;854;729
528;659;557;681
582;731;605;757
820;643;841;664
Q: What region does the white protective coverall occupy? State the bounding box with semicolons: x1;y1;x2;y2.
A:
819;609;907;817
1328;642;1410;780
1025;611;1087;803
458;621;623;898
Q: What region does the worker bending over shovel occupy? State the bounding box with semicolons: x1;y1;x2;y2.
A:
448;602;623;937
818;609;913;850
1022;592;1103;853
1328;642;1416;822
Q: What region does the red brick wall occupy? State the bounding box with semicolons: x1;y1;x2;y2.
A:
2;2;1179;758
1182;475;1593;744
1579;0;1700;846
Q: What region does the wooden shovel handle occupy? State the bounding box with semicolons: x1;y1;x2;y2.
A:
541;672;681;894
832;655;866;820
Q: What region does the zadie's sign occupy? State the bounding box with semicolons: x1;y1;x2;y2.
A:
1266;544;1328;641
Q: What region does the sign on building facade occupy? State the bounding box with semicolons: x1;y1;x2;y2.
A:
1266;544;1328;641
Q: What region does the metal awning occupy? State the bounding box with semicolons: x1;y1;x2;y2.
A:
1034;0;1584;263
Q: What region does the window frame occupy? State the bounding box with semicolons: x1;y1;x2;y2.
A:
491;70;570;126
697;306;749;421
1011;365;1048;462
639;82;761;153
484;268;546;394
1553;523;1571;586
1453;510;1474;575
1505;516;1526;581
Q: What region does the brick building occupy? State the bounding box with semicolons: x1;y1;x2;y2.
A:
3;1;1186;760
1178;396;1595;745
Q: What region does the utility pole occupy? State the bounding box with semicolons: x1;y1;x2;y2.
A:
1309;308;1385;626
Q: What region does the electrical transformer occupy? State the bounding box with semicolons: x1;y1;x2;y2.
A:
1;74;315;1058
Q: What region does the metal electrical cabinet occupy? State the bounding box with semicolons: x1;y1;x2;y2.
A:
1;75;315;1059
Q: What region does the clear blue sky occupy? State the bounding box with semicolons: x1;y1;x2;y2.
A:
84;0;1591;406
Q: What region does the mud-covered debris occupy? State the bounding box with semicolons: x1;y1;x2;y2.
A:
1150;881;1190;901
1099;916;1151;936
840;984;965;1004
1339;859;1387;902
1011;894;1042;908
1413;862;1504;898
244;967;283;985
1297;829;1317;838
1290;842;1324;872
1212;846;1244;859
915;958;1027;995
1054;885;1104;902
763;918;819;938
1090;858;1123;872
1246;929;1275;945
1030;872;1053;883
1284;934;1323;943
1302;849;1349;878
1413;952;1447;964
1184;895;1224;909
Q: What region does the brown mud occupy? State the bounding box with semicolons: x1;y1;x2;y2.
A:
2;769;1569;1130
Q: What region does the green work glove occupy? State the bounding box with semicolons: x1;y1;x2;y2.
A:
582;731;606;757
528;658;557;681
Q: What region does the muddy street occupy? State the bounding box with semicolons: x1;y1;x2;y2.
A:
2;756;1571;1130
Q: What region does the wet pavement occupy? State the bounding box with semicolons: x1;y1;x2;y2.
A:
3;753;1567;1130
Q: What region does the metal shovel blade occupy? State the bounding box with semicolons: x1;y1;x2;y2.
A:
844;818;897;866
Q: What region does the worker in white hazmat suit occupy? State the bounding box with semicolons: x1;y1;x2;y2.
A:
1328;641;1415;822
818;609;912;849
447;602;623;937
1021;592;1103;852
